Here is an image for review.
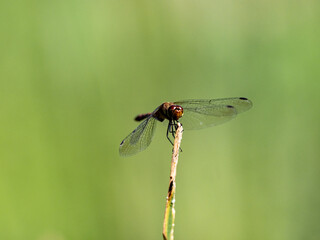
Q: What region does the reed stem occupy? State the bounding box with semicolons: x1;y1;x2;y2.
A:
162;122;183;240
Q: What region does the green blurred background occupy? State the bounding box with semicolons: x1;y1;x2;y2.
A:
1;0;319;239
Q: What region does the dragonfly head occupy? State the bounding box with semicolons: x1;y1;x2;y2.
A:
168;105;184;121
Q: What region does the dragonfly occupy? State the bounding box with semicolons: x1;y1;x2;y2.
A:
119;97;252;157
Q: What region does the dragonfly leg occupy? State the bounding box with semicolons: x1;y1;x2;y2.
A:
175;121;178;130
166;121;174;146
167;121;183;153
171;122;176;139
172;121;178;130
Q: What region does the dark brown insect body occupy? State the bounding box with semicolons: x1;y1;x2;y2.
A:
119;97;252;157
135;102;184;122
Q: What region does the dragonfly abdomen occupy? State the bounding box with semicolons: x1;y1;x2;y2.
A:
135;113;151;121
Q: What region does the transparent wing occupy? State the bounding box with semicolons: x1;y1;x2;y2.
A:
174;97;252;130
177;105;237;130
175;97;253;114
119;117;157;157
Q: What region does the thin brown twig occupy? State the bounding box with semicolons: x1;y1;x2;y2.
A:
162;122;183;240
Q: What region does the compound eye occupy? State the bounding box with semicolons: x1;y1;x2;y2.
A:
169;105;176;111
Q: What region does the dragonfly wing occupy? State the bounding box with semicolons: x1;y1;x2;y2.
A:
119;117;157;157
175;97;252;113
178;105;237;130
175;97;252;130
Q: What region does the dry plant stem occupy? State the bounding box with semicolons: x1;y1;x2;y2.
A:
162;122;183;240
